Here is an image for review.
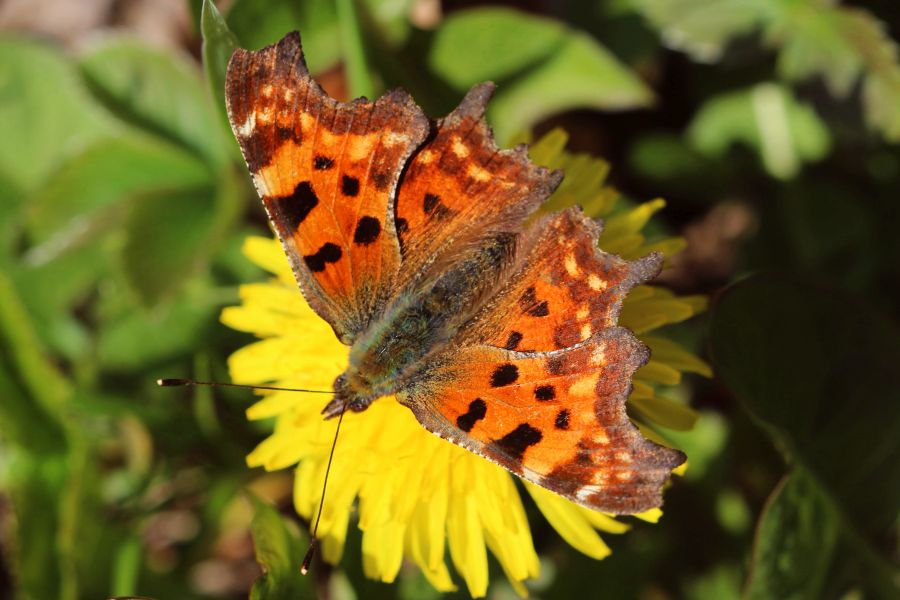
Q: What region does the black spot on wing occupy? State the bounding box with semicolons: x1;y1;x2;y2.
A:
372;170;390;190
456;398;487;433
270;181;318;230
342;175;360;196
423;193;439;214
353;216;381;245
490;364;518;387
504;331;523;350
423;193;452;220
495;423;543;462
546;356;566;375
303;242;342;273
519;286;549;317
519;287;537;308
535;385;555;401
527;301;550;317
555;409;570;430
275;126;295;141
314;155;334;170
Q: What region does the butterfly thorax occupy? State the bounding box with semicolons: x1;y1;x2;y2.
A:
323;234;517;418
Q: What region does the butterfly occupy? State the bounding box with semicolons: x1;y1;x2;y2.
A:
225;32;685;514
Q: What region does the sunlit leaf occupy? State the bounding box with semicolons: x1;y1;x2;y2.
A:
634;0;900;140
227;0;340;75
79;36;228;167
0;37;112;192
337;0;374;99
630;0;770;62
201;0;240;139
248;494;312;600
120;165;242;306
688;83;830;179
25;135;211;248
429;8;566;90
428;9;653;144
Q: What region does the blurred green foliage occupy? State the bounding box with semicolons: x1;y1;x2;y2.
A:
1;0;898;598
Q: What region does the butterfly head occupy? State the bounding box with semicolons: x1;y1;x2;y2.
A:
321;371;380;419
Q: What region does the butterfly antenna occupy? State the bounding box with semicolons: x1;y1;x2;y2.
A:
159;377;343;574
301;404;346;575
156;378;333;394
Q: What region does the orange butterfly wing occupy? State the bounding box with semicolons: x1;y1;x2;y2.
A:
226;33;428;343
461;208;662;352
393;84;561;290
399;213;683;513
399;327;682;514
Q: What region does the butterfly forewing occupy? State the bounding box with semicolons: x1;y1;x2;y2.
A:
393;84;562;292
226;33;429;343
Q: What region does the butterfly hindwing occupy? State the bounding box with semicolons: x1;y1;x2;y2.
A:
461;208;662;352
226;33;429;343
399;328;685;514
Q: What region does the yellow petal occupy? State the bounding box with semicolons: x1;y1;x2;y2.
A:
242;236;294;281
601;198;666;242
634;508;662;523
626;236;687;261
630;394;699;432
447;458;489;597
362;523;405;582
579;509;631;534
526;484;611;560
642;335;713;377
635;360;682;386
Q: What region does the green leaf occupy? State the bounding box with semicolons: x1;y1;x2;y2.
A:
0;351;66;454
688;83;830;180
337;0;374;99
226;0;340;75
26;135;211;248
630;0;771;62
0;36;112;192
0;268;72;418
834;9;900;141
79;36;228;167
0;171;23;253
490;30;654;143
248;493;312;600
4;452;69;599
633;0;900;141
710;273;900;595
12;242;107;361
767;5;900;140
120;164;242;306
429;8;566;90
201;0;241;138
429;8;654;144
111;536;143;597
96;284;227;371
745;468;838;600
361;0;416;48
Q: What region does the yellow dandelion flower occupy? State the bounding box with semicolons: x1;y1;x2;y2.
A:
221;129;709;597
